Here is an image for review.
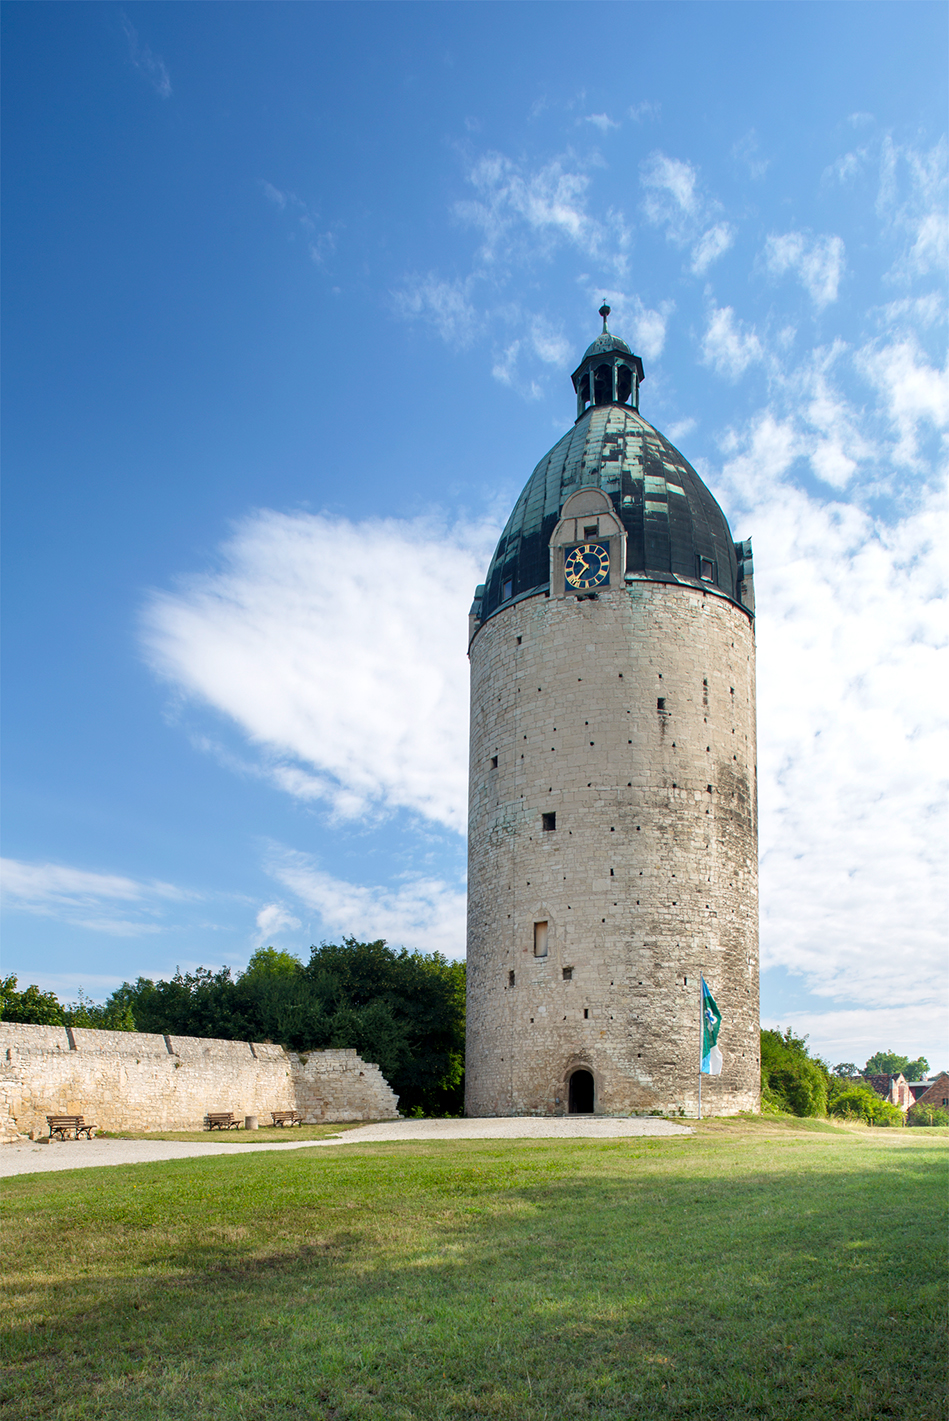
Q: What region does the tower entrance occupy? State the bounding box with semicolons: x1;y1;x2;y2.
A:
568;1069;594;1114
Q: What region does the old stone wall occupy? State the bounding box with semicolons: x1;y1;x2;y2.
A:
466;578;759;1117
0;1022;399;1139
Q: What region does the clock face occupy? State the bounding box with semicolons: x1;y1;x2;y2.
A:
564;542;610;590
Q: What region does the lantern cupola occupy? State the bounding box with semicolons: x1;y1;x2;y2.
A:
571;303;645;419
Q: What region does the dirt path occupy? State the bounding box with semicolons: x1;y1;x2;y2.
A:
2;1115;691;1177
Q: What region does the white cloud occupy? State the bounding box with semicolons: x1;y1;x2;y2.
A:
255;903;302;943
640;151;734;274
713;414;948;1055
267;846;466;958
855;335;949;468
141;511;499;833
529;317;571;367
762;1004;949;1077
628;101;660;123
583;113;619;133
391;274;479;345
764;232;846;309
120;15;172;99
666;417;696;445
700;303;763;380
1;858;194;936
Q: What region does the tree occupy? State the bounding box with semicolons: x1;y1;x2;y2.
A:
863;1050;929;1081
0;975;64;1025
760;1028;829;1117
63;987;136;1031
832;1062;860;1079
106;939;467;1115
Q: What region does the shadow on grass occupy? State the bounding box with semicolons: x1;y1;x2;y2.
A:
2;1140;946;1421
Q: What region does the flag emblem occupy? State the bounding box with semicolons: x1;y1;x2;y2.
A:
701;977;722;1075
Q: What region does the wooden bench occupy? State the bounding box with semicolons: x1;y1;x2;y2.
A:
270;1110;303;1127
47;1115;97;1140
204;1112;241;1130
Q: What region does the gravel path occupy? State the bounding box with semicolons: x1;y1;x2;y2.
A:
2;1116;691;1177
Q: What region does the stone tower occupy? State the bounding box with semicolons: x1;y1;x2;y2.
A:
465;308;759;1118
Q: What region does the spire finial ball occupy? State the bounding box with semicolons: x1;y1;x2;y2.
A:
598;302;611;332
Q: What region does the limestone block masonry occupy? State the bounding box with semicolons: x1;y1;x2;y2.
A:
0;1022;399;1140
466;580;759;1117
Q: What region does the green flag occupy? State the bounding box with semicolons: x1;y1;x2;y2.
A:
701;977;722;1075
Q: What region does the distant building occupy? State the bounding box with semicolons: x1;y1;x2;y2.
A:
911;1072;949;1111
862;1073;914;1110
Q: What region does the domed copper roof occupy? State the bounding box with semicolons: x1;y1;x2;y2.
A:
580;330;632;361
474;381;748;625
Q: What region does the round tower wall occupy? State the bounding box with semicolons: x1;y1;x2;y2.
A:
465;581;759;1117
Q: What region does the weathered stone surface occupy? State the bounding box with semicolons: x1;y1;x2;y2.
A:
466;578;759;1117
0;1023;399;1136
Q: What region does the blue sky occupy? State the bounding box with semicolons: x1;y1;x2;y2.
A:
3;2;946;1072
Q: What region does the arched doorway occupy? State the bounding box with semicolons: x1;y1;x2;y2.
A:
568;1069;595;1114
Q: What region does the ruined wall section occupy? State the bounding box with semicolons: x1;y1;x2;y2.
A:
466;579;759;1117
0;1023;399;1138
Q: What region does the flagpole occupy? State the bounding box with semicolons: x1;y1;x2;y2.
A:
698;977;702;1121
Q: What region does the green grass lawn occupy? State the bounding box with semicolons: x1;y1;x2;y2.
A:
3;1119;946;1420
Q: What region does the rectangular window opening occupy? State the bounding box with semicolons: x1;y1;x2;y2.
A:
700;558;715;582
657;698;666;712
583;1008;589;1019
583;524;598;537
533;921;549;958
542;812;557;832
508;970;515;987
490;755;498;769
502;578;513;601
562;967;573;982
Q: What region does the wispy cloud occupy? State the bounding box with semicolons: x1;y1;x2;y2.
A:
628;101;660;123
455;150;630;273
640;151;735;274
266;846;466;958
732;130;769;181
391;274;479;346
261;181;337;265
120;14;172;99
1;858;195;936
141;511;499;833
877;135;948;280
763;231;846;309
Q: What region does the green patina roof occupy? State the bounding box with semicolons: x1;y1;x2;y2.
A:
579;331;632;362
476;402;743;621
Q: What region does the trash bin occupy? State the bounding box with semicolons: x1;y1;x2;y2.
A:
244;1115;258;1130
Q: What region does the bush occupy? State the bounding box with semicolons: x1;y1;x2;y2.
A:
906;1099;949;1127
829;1086;903;1126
